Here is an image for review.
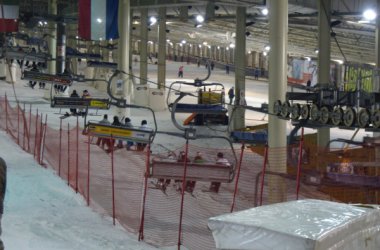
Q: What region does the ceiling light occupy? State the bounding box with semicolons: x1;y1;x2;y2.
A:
363;9;377;21
96;18;102;23
263;51;267;56
248;51;251;54
198;44;202;48
75;35;79;39
229;43;235;48
180;43;183;47
195;24;202;28
305;57;311;61
196;15;204;23
226;47;229;51
203;41;208;45
314;49;319;54
181;40;186;44
261;8;269;16
38;21;43;25
208;45;211;49
166;39;170;42
44;21;47;25
217;46;220;49
333;59;344;64
264;45;270;51
149;16;157;25
189;44;192;47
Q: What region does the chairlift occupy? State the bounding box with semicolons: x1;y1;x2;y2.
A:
83;70;158;145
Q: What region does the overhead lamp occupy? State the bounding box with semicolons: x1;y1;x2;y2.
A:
38;21;43;26
248;51;252;54
363;9;377;21
195;24;202;28
44;21;47;25
305;57;311;61
217;46;220;49
229;43;235;48
226;47;229;51
196;15;204;23
333;59;344;64
203;41;208;45
75;35;79;39
264;45;270;51
149;16;157;25
96;18;102;23
314;49;319;54
181;39;186;44
263;51;267;56
166;39;170;42
208;45;211;49
189;44;192;47
198;44;202;48
180;43;183;47
261;8;269;16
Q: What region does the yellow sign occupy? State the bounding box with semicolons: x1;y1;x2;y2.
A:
90;100;108;109
89;125;132;137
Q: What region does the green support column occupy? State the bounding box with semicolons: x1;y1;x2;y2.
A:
232;7;246;131
157;7;166;89
140;8;148;85
317;0;331;148
268;0;288;203
44;0;57;100
48;0;56;75
118;0;131;116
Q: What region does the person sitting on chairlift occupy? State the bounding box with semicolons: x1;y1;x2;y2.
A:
209;152;230;193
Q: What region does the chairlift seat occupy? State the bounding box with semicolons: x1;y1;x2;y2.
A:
230;131;267;144
22;71;73;85
326;172;380;188
87;122;153;143
4;50;49;62
87;61;117;69
150;159;233;182
52;97;110;109
172;103;227;114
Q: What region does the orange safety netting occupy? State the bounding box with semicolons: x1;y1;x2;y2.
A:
1;95;380;250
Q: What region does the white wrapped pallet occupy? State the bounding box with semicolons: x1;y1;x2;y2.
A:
208;199;380;250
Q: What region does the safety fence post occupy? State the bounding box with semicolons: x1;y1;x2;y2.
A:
28;104;32;152
22;103;26;150
296;127;304;200
67;123;70;186
5;94;8;133
17;103;20;145
75;116;79;193
87;132;90;206
33;109;39;160
111;135;116;226
259;144;269;206
58;119;62;177
230;143;245;213
138;143;151;241
38;114;44;164
40;114;48;167
178;141;190;250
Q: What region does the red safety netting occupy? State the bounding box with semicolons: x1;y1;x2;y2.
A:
1;94;380;250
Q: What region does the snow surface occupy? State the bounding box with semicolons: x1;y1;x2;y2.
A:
0;58;371;249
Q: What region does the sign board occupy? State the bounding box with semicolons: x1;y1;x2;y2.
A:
22;71;73;85
88;123;152;143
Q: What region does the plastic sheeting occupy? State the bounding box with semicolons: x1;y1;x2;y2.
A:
208;199;380;250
